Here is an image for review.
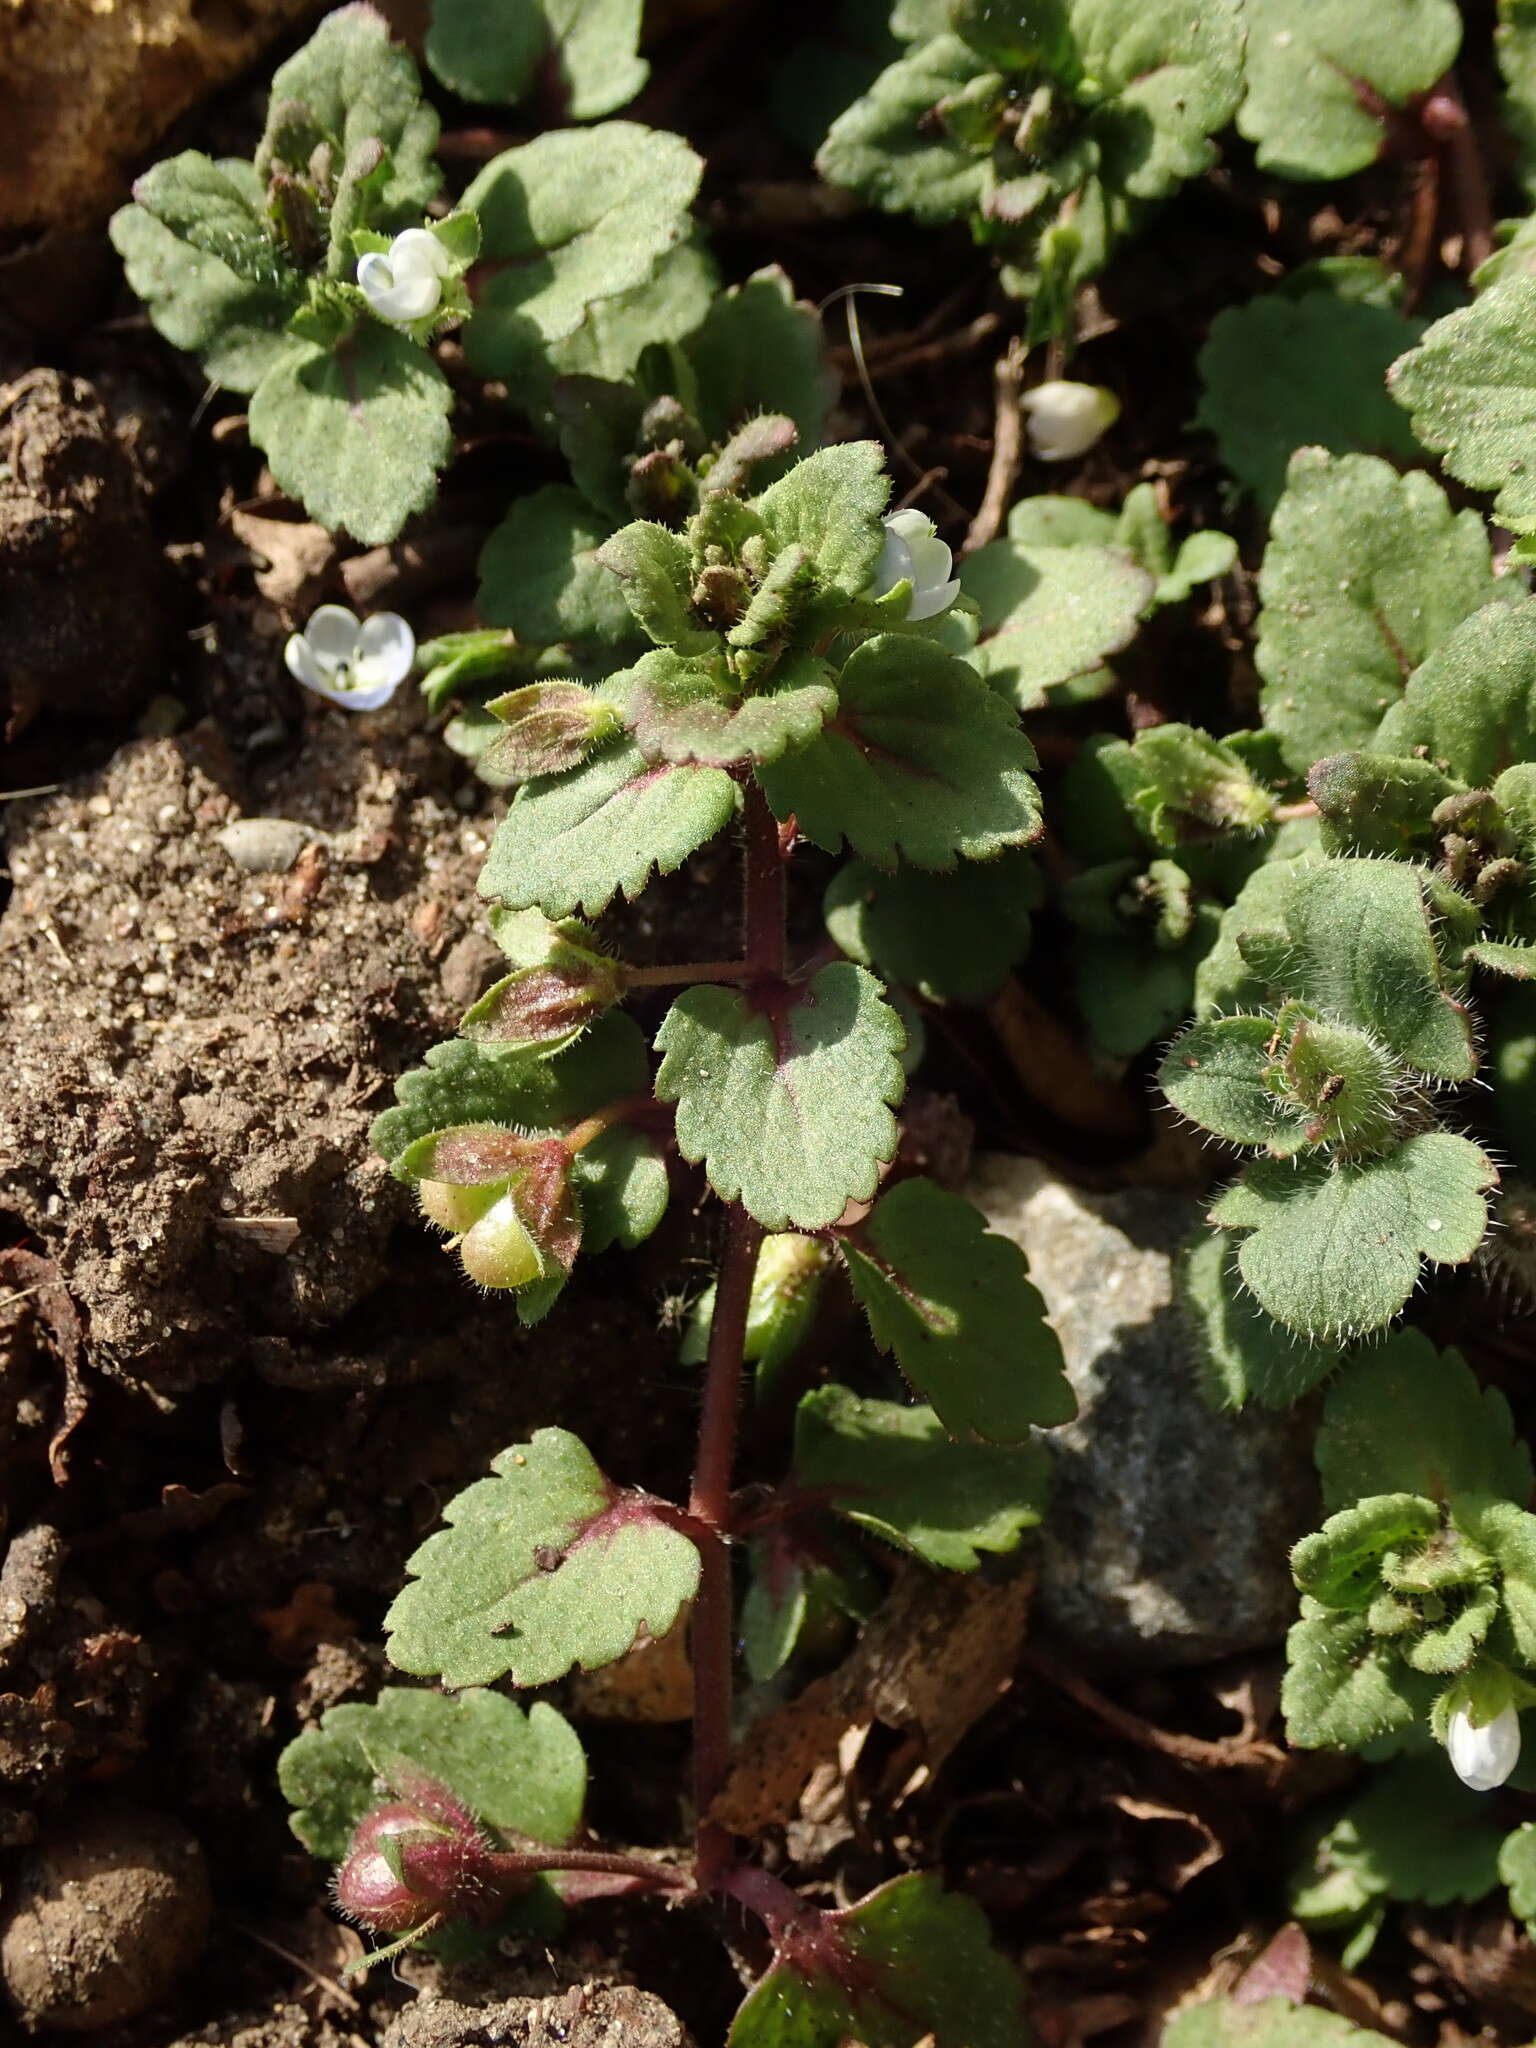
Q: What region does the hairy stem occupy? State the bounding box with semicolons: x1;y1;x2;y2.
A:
626;959;756;988
488;1846;695;1891
688;781;784;1889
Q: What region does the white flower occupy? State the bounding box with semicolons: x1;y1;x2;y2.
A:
1448;1700;1521;1790
1020;380;1121;463
284;604;415;710
356;228;451;324
874;508;960;622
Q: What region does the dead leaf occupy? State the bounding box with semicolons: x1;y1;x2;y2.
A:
1234;1924;1311;2006
567;1615;695;1722
228;506;336;616
712;1563;1032;1837
0;1250;89;1483
257;1582;357;1666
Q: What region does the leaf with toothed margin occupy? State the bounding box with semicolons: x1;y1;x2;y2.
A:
823;849;1040;1003
1179;1230;1343;1411
728;1872;1028;2048
1374;598;1536;787
597;522;718;654
621;649;837;766
425;0;647;121
278;1685;586;1860
841;1176;1073;1443
384;1428;702;1689
477;485;641;656
960;540;1154;711
756;635;1042;871
654;963;907;1230
1208;1132;1497;1341
478;737;739;919
1282;1602;1436;1750
1313;1330;1533;1511
753;439;890;600
793;1386;1051;1570
1389;278;1536;538
369;1013;650;1172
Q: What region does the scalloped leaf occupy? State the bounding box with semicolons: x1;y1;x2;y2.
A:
685;267;834;471
654;963;906;1230
1256;449;1508;773
1167;1997;1395;2048
477;485;641;655
1282;1603;1434;1749
1314;1331;1533;1511
426;0;646;120
370;1013;649;1171
757;635;1041;871
753;440;890;601
479;738;739;919
1197;291;1424;511
841;1176;1073;1442
729;1873;1027;2048
385;1429;701;1689
1236;0;1461;180
278;1686;586;1859
1209;1132;1497;1341
462;124;702;379
823;849;1039;1002
1374;597;1536;786
1179;1231;1343;1410
622;650;837;766
1312;1755;1505;1910
1390;278;1536;535
247;325;453;545
794;1386;1050;1569
961;540;1153;710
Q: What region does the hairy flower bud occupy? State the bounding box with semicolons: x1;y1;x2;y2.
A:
335;1772;518;1936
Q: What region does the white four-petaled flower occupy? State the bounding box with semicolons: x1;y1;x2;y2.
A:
356;228;451;324
1020;379;1121;463
875;508;960;622
284;604;415;711
1448;1699;1521;1790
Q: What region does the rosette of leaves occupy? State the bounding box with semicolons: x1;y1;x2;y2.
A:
816;0;1245;334
110;5;472;544
1282;1337;1536;1764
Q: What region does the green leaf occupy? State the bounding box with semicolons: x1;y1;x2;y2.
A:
757;635;1041;871
247;324;453;545
1316;1333;1533;1511
1069;911;1220;1059
824;849;1039;1002
462;124;702;378
842;1176;1073;1442
1500;0;1536;203
816;35;994;226
622;650;837;767
524;238;719;425
1160;1015;1312;1152
1098;724;1275;847
426;0;647;120
1293;1495;1441;1610
370;1013;649;1171
740;1547;810;1684
385;1429;701;1689
1309;752;1464;860
1196;292;1424;512
729;1872;1027;2048
1210;1134;1497;1341
1236;0;1461;179
654;963;906;1230
1179;1231;1343;1410
568;1125;669;1253
960;541;1153;710
1375;598;1536;786
267;4;441;236
477;486;640;655
1225;856;1476;1083
123;151;298;295
685;267;834;470
111;205;301;395
1283;1603;1431;1748
1194;851;1320;1020
1317;1755;1505;1910
794;1386;1050;1569
1500;1820;1536;1926
754;441;890;601
278;1686;585;1859
1256;449;1508;773
478;737;738;919
1390;278;1536;536
597;523;718;654
1166;1998;1394;2048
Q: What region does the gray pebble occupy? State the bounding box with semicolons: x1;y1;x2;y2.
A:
214;818;318;874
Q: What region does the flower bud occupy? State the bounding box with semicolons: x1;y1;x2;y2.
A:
1448;1699;1521;1791
1020;379;1120;462
456;1189;547;1290
335;1774;515;1936
357;227;451;325
872;509;959;622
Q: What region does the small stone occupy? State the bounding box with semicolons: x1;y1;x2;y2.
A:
0;1802;211;2031
967;1155;1318;1668
214;818;316;874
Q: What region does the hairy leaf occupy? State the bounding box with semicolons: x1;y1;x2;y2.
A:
1375;597;1536;785
1314;1755;1505;1910
247;324;453;545
1180;1231;1343;1410
729;1872;1027;2048
961;540;1152;710
1283;1604;1432;1748
754;440;890;600
654;963;906;1230
426;0;646;120
1210;1134;1497;1340
477;485;640;655
842;1175;1073;1442
1160;1015;1312;1151
278;1686;585;1858
686;267;833;471
757;635;1042;870
1390;278;1536;535
815;35;995;226
1257;449;1508;772
824;849;1039;1002
1293;1495;1442;1610
479;738;738;919
385;1429;701;1689
795;1386;1050;1569
568;1126;670;1253
622;650;836;766
1316;1333;1533;1511
1167;1998;1394;2048
1501;1821;1536;1927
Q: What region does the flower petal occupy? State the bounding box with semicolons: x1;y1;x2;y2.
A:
906;529;954;592
355;611;417;692
284;633;329;693
389;227;452;279
304;605;363;664
875;526;915;596
907;577;961;623
885;507;933;545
